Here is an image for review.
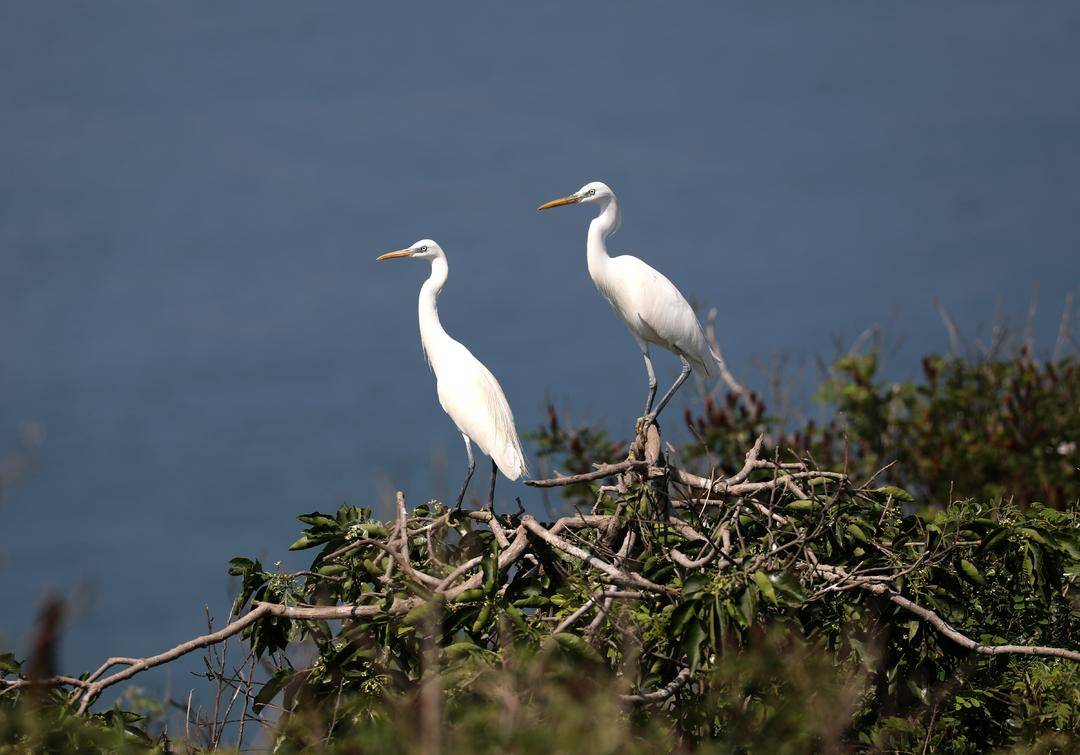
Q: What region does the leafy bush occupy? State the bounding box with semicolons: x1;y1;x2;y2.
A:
2;344;1077;753
676;347;1079;509
226;476;1076;752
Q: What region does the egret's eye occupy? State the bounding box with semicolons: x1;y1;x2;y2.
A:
586;189;595;197
419;245;428;252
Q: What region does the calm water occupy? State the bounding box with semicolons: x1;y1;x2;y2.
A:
2;1;1078;691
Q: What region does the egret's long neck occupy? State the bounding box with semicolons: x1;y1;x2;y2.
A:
418;256;451;368
586;196;620;281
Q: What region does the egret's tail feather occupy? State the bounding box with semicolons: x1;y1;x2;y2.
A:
489;433;528;481
708;345;722;373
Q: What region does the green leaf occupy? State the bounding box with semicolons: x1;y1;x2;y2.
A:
552;633;603;664
846;523;869;544
1019;527;1050;546
882;716;919;734
444;641;485;659
737;586;756;628
289;533;330;551
849;635;878;671
959;559;985;586
297;512;339;528
481;544;499;595
875;485;914;502
403;601;438;627
354;523;388;539
768;572;807;606
682;619;707;673
0;652;20;676
671;600;699;634
454;588;486;603
503;604;531;637
512;595;550;608
906;678;930;705
471;602;492;633
252;668;292;714
752;571;778;606
978;527;1009;554
682;573;710;598
228;557;255;575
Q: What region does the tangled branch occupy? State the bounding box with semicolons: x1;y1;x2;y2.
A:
3;421;1076;721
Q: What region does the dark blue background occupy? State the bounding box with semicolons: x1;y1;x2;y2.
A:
2;1;1078;690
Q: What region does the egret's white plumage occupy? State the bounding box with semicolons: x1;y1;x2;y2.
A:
539;181;718;419
377;240;526;508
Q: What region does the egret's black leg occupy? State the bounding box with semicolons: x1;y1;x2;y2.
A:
648;357;693;422
454;434;476;510
486;459;498;512
641;349;658;416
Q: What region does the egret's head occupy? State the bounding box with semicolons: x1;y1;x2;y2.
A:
376;239;443;262
537;181;614;211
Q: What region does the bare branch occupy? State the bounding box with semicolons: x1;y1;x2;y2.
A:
526;459;648;488
934;298;961;356
810;564;1080;663
73;604;273;713
553;590;644;634
520;516;674;594
706;307;746;397
1054;290;1073;361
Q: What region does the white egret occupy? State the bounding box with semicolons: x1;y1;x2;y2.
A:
539;181;718;423
377;240;527;510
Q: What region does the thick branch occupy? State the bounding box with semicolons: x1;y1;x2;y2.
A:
526;459;648;488
620;668;692;703
254;598;420;620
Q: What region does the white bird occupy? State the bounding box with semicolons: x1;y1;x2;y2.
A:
377;239;527;510
538;181;718;423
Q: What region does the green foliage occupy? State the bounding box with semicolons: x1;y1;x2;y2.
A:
5;446;1077;752
2;341;1077;753
679;348;1080;509
0;687;163;754
269;649;679;754
220;467;1075;751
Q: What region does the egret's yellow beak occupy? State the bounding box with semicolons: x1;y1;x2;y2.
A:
376;249;412;261
537;194;580;211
